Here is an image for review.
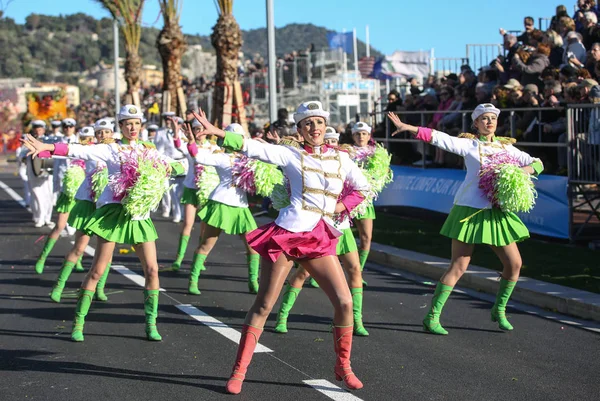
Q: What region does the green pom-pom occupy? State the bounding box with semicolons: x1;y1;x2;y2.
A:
91;167;108;202
363;144;393;194
196;166;219;209
270;180;291;211
122;158;171;218
253;161;284;197
62;164;86;200
496;164;537;213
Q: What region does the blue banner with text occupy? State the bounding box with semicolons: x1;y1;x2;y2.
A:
374;166;569;239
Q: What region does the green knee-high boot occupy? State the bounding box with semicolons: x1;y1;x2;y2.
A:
274;284;302;334
71;289;95;342
188;253;206;295
491;278;517;331
35;238;57;274
358;250;369;286
50;261;75;303
422;282;453;335
351;288;369;336
74;255;84;272
144;289;162;341
247;254;260;294
171;234;190;271
95;263;111;301
309;277;320;288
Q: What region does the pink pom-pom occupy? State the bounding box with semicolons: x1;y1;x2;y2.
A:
232;155;257;195
71;159;86;169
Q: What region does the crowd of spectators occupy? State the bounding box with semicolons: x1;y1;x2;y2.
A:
378;0;600;175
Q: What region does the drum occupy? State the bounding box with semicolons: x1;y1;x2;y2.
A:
31;157;54;177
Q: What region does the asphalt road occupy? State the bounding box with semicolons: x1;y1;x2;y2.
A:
0;172;599;401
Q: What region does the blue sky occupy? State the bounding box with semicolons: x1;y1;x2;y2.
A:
6;0;569;58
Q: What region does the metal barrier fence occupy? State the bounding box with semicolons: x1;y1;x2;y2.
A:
465;44;504;72
430;57;469;75
538;17;552;31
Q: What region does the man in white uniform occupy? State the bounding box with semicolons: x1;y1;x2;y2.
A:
24;120;54;227
155;112;188;222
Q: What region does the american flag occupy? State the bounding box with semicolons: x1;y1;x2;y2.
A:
358;56;376;78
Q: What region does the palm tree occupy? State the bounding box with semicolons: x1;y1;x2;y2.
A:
157;0;187;114
94;0;145;106
211;0;247;130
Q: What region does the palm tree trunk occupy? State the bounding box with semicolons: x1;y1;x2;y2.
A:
124;50;142;105
157;20;186;113
211;13;242;127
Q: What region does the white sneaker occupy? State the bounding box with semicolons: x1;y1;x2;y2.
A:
172;217;181;223
59;229;69;237
34;221;44;228
161;211;170;218
46;221;56;229
66;226;76;236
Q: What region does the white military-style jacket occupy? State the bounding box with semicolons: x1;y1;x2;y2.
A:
176;139;220;189
193;149;248;208
240;138;370;234
54;141;181;220
429;130;543;210
74;159;105;203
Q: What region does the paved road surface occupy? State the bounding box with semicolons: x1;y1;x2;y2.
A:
0;173;598;401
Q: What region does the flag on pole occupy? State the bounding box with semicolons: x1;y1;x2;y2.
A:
327;32;353;54
358;56;376;78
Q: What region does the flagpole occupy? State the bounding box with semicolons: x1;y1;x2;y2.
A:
353;28;359;120
266;0;277;122
365;25;372;121
343;29;350;123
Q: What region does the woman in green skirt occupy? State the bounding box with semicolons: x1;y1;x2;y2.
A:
388;104;543;334
170;119;219;271
349;122;392;284
49;119;114;303
34;139;89;275
181;121;259;295
22;105;185;342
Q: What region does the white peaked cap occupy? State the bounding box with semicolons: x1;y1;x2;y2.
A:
224;123;248;138
324;126;339;140
79;126;95;137
62;118;76;126
31;120;47;128
352;121;372;134
94;118;115;132
293;100;330;124
118;104;144;121
471;103;500;121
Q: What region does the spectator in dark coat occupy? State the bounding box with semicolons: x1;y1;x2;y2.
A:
512;43;551;89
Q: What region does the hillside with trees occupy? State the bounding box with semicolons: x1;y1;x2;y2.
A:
0;13;380;83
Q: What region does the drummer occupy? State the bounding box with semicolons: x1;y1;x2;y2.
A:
24;120;54;228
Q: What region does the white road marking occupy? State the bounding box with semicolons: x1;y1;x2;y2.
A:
1;178;394;399
0;180;26;207
176;304;272;353
303;380;364;401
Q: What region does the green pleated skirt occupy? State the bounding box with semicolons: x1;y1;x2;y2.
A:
440;205;529;247
84;203;158;245
198;200;257;235
180;187;200;207
67;200;96;234
355;204;376;220
55;192;77;213
336;227;358;255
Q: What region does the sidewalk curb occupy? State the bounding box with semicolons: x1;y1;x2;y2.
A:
368;242;600;323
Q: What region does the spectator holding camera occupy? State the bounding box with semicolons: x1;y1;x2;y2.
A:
512;43;551;89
